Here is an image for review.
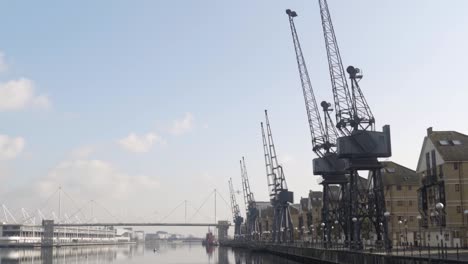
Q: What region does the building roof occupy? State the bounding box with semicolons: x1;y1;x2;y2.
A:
378;161;419;186
308;191;323;206
255;201;272;210
427;130;468;161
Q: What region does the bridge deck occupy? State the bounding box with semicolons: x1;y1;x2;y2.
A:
53;222;231;227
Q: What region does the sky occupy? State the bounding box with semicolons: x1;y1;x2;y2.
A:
0;0;468;236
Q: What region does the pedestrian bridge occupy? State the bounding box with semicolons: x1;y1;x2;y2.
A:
53;222;231;227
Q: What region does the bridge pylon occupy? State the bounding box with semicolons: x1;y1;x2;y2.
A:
217;220;229;241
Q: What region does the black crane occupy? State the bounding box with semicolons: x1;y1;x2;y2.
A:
285;8;348;247
261;110;294;243
240;157;260;240
229;177;244;239
318;0;392;250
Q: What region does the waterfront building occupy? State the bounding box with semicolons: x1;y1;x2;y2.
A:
0;223;117;246
256;201;301;240
417;127;468;247
256;201;274;239
134;230;145;242
308;191;323;225
116;227;134;242
380;161;420;246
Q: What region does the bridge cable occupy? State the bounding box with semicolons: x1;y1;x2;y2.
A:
214;191;232;220
93;200;121;223
188;190;215;222
61;189;88;220
187;201;210;221
20;187;60;224
67;200;93;221
159;200;186;222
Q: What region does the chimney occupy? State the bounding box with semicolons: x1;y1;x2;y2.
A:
427;127;433;136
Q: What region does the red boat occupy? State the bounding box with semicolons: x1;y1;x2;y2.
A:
201;230;218;246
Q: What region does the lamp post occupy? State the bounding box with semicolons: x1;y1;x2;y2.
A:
435;202;444;247
352;217;358;249
463;209;468;247
436;202;444;237
404;219;408;247
331;225;335;247
321;222;326;247
383;211;391;249
280;227;284;244
294;227;298;242
312;228;316;245
334;220;339;245
464;210;468;248
398;220;403;247
416;215;422;247
309;224;314;243
301;226;306;242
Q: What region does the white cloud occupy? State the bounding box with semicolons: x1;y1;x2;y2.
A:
0;134;25;160
170;112;194;135
37;159;160;202
118;132;164;153
0;52;7;73
0;78;50;111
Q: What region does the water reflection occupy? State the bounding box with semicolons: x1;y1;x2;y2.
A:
1;246;125;263
0;243;301;264
218;246;229;264
231;248;301;264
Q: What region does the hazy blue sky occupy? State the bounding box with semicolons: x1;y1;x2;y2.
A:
0;0;467;235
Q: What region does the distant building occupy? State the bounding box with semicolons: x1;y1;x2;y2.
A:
115;228;133;242
257;201;273;237
308;190;323;227
380;161;420;246
417;127;468;247
145;233;159;241
256;200;301;239
134;231;145;242
145;231;169;241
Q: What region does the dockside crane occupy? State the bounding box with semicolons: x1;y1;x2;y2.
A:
318;0;392;249
285;8;348;246
261;110;294;243
229;178;244;238
240;157;260;240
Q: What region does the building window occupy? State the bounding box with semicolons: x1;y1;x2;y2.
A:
455;184;460;192
454;163;458;170
444;233;449;241
386;186;391;191
439;165;443;178
396;185;402;191
457;206;461;213
439;140;450;146
397;201;404;206
408;186;412;191
386;201;391;207
409;200;413;206
453;140;462;145
409;216;414;222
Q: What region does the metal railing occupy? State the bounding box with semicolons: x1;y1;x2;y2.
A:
225;239;466;261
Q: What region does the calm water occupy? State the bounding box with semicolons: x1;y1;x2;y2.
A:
0;242;302;264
